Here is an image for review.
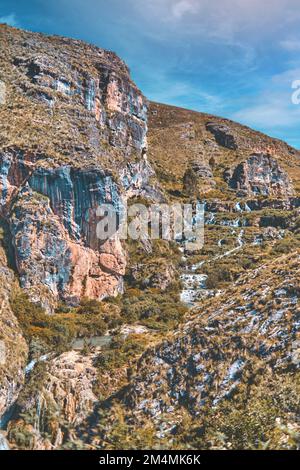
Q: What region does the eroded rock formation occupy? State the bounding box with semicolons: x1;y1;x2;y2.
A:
226;153;294;197
183;159;216;195
206;121;237;150
7;350;100;450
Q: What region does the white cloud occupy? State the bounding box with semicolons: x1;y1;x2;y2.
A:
140;67;223;112
171;0;199;19
0;13;19;27
233;102;298;128
280;39;300;51
130;0;300;39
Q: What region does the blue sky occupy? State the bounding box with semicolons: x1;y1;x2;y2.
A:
1;0;300;147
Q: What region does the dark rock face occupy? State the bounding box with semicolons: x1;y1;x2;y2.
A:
206;122;237;150
0;156;152;312
226;153;294;197
8;170;129;311
183;160;216;195
29;166;122;248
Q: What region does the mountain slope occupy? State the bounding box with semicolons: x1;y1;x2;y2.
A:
148;102;300;198
0;26;299;451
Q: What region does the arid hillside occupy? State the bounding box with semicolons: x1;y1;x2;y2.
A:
148;101;300;198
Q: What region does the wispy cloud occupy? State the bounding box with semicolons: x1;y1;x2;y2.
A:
171;1;199;19
231;68;300;138
280;39;300;51
129;0;300;41
149;78;223;111
0;13;19;27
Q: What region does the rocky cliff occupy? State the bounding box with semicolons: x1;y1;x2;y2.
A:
0;25;158;312
7;350;100;450
148;102;300;200
226;153;294;197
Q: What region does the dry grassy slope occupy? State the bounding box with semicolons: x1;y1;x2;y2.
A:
148;102;300;196
125;249;300;419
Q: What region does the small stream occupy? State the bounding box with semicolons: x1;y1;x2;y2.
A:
180;227;245;307
25;354;49;375
0;400;17;450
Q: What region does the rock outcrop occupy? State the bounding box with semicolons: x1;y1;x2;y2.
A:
1;27;147;159
7;350;100;450
183;159;216;195
226;153;294;197
206;121;237;150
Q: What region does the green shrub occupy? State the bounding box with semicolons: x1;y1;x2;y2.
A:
94;335;146;372
10;290;108;355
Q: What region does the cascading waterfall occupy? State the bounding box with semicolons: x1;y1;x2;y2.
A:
0;354;51;450
235;201;252;213
0;433;9;451
179;200;247;306
180;226;245;306
180;273;208;305
25;354;49;375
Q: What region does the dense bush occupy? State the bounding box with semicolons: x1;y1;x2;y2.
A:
204;265;234;289
10;290;108;355
120;288;187;329
94;335;146;372
271;237;300;255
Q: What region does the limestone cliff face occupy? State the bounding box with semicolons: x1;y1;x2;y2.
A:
0;25;155;311
8;166;127;310
0;247;28;423
0;26;147;159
